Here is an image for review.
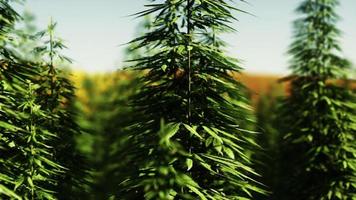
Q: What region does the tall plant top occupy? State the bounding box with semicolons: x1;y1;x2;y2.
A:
289;0;350;79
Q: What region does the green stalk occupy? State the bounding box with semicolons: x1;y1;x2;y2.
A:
187;0;192;125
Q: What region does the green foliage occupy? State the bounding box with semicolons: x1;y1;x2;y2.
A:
253;87;284;200
118;0;265;199
124;15;154;63
278;0;356;199
0;66;64;199
0;0;18;41
6;10;41;62
72;15;145;198
75;72;141;199
0;2;65;199
1;2;87;198
33;19;89;199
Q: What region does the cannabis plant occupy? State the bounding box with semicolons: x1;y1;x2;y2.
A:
118;0;265;199
279;0;356;199
33;20;89;199
1;1;65;199
77;72;140;199
85;18;147;198
0;65;64;200
254;88;284;200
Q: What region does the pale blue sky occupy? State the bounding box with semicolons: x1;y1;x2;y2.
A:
15;0;356;74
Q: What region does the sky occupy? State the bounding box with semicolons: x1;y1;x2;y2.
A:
14;0;356;75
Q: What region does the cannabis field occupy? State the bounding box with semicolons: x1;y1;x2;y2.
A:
0;0;355;199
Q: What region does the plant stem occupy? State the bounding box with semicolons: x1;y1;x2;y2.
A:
29;84;35;200
187;0;192;125
48;18;56;110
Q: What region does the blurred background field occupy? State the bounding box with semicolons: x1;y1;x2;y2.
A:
69;70;284;158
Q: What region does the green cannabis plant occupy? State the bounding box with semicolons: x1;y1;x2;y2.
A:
118;0;265;199
278;0;356;199
1;1;65;199
33;20;89;199
1;2;87;198
84;72;140;200
84;18;148;198
254;88;284;200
